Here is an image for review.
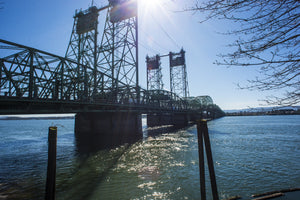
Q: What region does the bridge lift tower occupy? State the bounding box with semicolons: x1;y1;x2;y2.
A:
66;0;141;149
169;49;189;99
146;55;164;90
65;0;138;100
65;6;100;99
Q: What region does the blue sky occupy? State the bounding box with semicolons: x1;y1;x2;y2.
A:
0;0;283;110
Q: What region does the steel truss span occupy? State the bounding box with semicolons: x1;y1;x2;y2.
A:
0;39;224;117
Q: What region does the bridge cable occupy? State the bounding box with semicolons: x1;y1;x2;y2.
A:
150;12;181;50
139;26;171;53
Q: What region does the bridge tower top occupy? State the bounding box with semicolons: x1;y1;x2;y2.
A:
146;55;164;91
65;0;139;101
169;49;189;99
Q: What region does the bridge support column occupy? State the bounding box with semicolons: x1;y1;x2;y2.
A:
172;113;189;127
147;113;190;127
147;113;173;127
75;112;142;152
190;113;203;123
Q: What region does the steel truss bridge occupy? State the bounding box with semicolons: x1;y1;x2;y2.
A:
0;39;223;118
0;1;224;120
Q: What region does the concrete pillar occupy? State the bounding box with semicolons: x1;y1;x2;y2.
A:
190;113;202;123
147;113;190;127
172;113;189;128
146;113;161;127
75;112;142;153
147;113;173;127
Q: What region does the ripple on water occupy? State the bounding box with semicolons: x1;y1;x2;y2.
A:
1;116;299;199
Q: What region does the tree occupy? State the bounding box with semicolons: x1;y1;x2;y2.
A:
190;0;300;106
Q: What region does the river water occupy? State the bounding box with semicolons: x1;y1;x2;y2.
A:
0;115;299;199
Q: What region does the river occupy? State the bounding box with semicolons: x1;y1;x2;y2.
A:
0;115;299;199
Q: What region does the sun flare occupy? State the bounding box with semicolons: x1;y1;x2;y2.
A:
144;0;161;7
140;0;162;12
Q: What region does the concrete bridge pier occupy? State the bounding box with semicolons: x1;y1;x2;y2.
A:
147;113;172;127
172;113;190;127
190;113;203;123
75;112;142;152
147;113;190;128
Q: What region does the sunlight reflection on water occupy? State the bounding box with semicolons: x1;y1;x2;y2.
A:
0;115;299;199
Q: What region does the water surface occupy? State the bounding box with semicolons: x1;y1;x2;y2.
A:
0;115;299;199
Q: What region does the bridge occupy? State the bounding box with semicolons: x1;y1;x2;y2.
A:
0;0;224;149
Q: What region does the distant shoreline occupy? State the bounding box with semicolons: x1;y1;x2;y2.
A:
226;111;300;116
0;116;75;120
225;106;300;116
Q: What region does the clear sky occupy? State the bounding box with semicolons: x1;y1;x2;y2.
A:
0;0;285;110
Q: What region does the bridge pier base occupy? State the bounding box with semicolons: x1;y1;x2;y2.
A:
190;113;203;123
75;112;142;152
173;113;190;127
147;113;190;128
147;113;172;127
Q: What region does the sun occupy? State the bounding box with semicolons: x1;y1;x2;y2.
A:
138;0;175;34
143;0;161;8
139;0;162;12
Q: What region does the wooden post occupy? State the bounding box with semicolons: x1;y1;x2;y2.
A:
202;120;219;200
197;120;219;200
45;126;57;200
197;120;206;200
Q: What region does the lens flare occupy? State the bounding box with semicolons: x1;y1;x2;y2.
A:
140;0;161;9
